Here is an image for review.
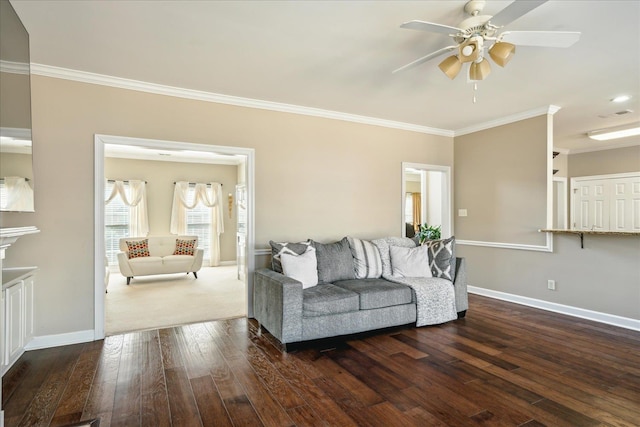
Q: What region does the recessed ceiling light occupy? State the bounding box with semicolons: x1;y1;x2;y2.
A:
611;95;631;103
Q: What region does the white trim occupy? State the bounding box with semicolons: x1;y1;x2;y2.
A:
94;134;256;335
219;260;237;266
0;60;29;75
25;329;94;350
457;234;553;252
255;248;271;256
468;286;640;331
31;63;451;137
571;171;640;182
454;105;561;136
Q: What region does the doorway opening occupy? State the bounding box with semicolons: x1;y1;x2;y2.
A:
93;134;255;339
402;162;452;239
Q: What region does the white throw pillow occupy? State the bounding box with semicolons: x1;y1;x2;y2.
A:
281;247;319;289
389;245;433;278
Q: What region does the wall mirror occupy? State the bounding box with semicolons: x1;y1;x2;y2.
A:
401;162;452;239
0;0;35;212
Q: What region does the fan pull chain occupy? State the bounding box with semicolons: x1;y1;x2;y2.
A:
473;82;478;103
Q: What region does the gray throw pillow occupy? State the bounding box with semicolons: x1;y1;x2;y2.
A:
423;236;456;281
269;240;313;273
313;237;355;284
372;237;417;279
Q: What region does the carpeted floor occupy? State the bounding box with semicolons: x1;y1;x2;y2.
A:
105;265;246;335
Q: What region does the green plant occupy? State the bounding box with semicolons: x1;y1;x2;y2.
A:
417;223;441;244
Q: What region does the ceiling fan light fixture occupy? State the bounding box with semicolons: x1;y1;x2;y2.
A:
489;41;516;67
469;58;491;80
458;37;482;63
438;55;463;79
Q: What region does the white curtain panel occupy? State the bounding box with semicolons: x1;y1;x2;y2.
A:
105;180;150;237
4;176;34;211
170;181;224;266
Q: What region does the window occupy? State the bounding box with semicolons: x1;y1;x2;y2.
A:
0;181;6;209
105;181;130;265
186;184;212;262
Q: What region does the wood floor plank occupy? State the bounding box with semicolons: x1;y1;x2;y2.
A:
4;294;639;427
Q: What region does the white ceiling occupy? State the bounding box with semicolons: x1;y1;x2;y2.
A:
10;0;640;152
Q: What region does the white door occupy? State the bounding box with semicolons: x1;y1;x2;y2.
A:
571;173;640;231
572;180;608;230
610;177;640;231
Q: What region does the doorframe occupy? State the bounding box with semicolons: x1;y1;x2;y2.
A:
93;134;255;340
401;162;452;239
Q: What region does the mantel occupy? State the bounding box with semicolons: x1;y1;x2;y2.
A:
0;227;40;252
539;228;640;249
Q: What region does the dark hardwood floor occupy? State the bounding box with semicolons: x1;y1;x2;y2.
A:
3;294;640;426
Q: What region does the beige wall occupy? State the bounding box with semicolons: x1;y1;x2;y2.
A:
568;145;640;177
105;157;238;262
0;152;32;180
2;75;453;337
454;116;548;245
455;116;640;320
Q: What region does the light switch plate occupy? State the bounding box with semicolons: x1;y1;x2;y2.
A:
458;209;468;217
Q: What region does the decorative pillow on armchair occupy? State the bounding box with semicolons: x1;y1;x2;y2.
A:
125;239;150;259
423;236;456;281
174;238;196;256
269;240;313;273
312;237;356;283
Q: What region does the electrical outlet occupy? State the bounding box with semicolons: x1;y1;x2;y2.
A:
547;279;556;291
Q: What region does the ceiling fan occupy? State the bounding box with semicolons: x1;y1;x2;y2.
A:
393;0;581;81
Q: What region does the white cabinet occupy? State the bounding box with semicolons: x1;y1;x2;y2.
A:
1;268;36;376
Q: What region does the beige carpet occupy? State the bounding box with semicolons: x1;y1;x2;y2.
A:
105;265;246;335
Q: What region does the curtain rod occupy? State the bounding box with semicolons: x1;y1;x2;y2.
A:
107;179;148;184
173;181;222;187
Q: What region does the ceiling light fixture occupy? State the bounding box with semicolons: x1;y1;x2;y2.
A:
611;95;631;103
588;122;640;141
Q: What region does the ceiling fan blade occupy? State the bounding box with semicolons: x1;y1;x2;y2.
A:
499;31;581;47
393;46;458;74
489;0;548;28
400;20;463;35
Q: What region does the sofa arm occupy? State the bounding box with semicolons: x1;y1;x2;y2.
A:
116;252;133;277
453;257;469;314
191;248;204;271
253;268;303;344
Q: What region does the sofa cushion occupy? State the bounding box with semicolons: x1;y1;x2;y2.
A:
333;278;413;310
126;239;150;259
302;284;359;317
347;236;382;279
423;236;456;281
313;237;356;284
389;245;433;278
128;256;163;264
163;255;196;270
269;240;313;273
174;238;196;255
371;237;417;278
281;247;318;289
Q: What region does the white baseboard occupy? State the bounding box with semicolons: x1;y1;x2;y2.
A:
468;286;640;332
25;329;95;351
219;261;237;266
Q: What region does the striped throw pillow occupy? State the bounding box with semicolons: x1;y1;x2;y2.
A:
347;236;382;279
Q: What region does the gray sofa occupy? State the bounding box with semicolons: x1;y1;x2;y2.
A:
253;236;468;347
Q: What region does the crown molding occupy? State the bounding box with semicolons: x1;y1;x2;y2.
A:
30;63;453;137
454;105;561;137
0;60;29;75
